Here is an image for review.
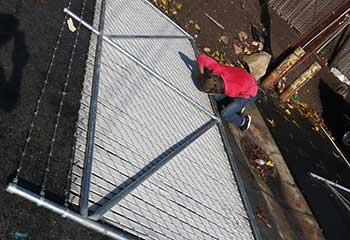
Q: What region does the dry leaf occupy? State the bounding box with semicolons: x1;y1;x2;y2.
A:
266;118;275;127
67;18;77;32
287;103;294;109
160;0;168;6
194;23;201;31
175;2;183;10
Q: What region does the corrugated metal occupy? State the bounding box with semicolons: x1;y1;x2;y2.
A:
70;0;254;239
269;0;345;33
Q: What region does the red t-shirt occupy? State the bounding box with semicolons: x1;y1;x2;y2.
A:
197;54;258;99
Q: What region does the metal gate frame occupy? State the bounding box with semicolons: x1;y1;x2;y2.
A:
7;1;262;239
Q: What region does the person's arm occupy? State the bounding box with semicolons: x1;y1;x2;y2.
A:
197;54;219;75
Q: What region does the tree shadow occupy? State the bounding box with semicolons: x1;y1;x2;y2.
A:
0;14;29;112
258;0;272;54
178;51;202;90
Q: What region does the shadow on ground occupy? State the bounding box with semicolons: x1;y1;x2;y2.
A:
256;94;350;240
0;14;29;112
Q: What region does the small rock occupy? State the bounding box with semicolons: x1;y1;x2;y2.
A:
243;51;272;80
219;35;229;45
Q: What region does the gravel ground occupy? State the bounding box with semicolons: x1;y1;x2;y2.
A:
0;0;109;239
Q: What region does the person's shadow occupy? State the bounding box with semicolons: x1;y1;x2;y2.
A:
258;0;272;54
178;51;202;90
0;14;29;112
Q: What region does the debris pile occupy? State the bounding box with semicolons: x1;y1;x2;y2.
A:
242;137;275;179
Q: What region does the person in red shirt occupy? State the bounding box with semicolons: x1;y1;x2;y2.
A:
197;53;258;131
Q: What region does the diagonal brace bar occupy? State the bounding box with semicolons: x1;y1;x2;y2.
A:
79;0;106;217
89;118;218;220
63;8;218;121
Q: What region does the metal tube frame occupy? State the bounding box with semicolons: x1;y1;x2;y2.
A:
90;118;218;220
80;0;106;217
63;8;218;121
325;183;350;212
320;126;350;168
6;183;140;240
6;2;260;240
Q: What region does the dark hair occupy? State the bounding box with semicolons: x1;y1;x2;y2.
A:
199;74;224;94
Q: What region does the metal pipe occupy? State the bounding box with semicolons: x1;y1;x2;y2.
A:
79;0;106;217
316;17;350;54
325;183;350;212
63;8;218;121
302;6;350;49
320;126;350;168
310;172;350;194
6;183;140;240
90;118;218;220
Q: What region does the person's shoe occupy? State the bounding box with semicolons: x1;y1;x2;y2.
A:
240;106;246;115
240;115;251;131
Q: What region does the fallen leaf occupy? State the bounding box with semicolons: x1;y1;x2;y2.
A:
175;2;183;10
291;119;300;128
265;161;274;167
287;103;294;109
160;0;168;6
194;23;201;31
285;109;291;115
67;18;77;32
312;126;319;132
266;118;275;127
